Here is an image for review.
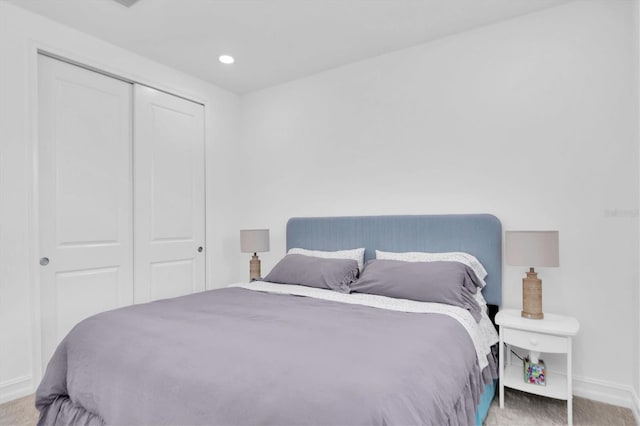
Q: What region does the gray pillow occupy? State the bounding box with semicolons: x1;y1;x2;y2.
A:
350;259;483;321
264;254;359;293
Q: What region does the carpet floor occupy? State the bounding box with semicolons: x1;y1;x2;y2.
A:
0;388;636;425
486;388;637;426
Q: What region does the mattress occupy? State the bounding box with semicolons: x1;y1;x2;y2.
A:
36;285;498;425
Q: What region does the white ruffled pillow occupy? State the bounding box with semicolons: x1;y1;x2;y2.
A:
375;250;488;287
288;247;366;273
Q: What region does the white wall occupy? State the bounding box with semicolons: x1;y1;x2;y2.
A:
635;0;640;415
236;0;639;408
0;2;240;403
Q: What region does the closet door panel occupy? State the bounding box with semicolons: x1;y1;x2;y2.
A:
134;85;205;302
38;55;133;368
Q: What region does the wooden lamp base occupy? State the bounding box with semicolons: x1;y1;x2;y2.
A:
522;267;544;319
249;253;261;282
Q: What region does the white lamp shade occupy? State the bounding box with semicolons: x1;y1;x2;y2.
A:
505;231;559;267
240;229;270;253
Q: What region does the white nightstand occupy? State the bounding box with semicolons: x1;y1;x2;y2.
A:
496;309;580;425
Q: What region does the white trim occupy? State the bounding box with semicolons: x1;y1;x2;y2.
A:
30;41;208;106
0;376;33;405
27;38;42;397
635;0;640;418
26;38;212;388
631;386;640;425
573;374;639;412
202;88;211;291
38;50;204;107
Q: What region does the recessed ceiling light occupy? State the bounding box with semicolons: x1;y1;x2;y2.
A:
218;55;235;65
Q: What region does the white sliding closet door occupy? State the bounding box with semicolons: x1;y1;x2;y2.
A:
133;85;206;302
38;55;134;367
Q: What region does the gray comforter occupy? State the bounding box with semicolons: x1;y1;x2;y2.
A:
36;287;496;426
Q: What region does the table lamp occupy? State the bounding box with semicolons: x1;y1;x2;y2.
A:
505;231;559;320
240;229;270;281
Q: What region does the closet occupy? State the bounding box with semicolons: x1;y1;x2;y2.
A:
38;55;205;368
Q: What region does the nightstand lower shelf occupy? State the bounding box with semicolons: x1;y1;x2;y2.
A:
503;364;568;400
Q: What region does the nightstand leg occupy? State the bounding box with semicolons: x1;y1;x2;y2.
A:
499;326;504;408
567;337;573;426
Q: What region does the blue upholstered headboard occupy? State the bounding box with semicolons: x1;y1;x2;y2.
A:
286;214;502;306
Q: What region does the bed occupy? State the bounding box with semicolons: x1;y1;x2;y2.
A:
36;214;502;426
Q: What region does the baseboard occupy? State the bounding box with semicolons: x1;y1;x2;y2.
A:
630;386;640;425
0;375;33;404
573;374;638;413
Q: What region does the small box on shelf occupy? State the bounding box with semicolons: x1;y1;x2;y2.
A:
524;357;546;386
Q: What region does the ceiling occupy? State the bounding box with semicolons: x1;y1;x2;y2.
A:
9;0;572;94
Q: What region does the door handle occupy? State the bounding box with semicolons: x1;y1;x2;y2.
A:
197;246;203;253
40;257;50;266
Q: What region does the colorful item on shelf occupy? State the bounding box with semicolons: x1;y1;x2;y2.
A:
523;357;546;386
